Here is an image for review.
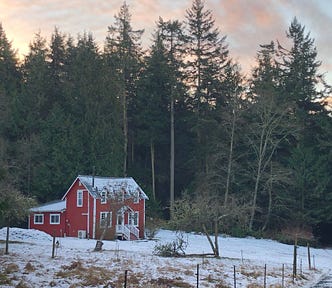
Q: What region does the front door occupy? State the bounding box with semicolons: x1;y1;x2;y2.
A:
117;212;124;226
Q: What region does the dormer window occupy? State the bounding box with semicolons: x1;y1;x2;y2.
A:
101;191;107;204
133;190;139;203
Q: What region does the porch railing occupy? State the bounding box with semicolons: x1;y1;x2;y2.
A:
116;224;130;240
116;224;139;240
127;225;139;239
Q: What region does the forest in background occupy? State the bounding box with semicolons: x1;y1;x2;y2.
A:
0;0;331;238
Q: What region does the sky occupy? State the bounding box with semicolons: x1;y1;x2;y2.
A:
1;0;332;85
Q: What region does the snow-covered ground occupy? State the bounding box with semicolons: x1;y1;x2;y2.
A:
0;227;331;287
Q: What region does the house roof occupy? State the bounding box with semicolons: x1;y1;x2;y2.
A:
62;175;149;201
30;200;66;213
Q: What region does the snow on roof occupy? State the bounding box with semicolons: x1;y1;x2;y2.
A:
77;175;149;200
30;200;66;212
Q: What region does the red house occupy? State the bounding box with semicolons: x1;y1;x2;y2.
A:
29;175;149;240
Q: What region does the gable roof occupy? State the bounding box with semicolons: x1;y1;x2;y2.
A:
62;175;149;201
30;200;66;213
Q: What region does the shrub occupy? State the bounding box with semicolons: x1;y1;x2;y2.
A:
153;232;188;257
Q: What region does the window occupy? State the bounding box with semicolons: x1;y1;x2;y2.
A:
100;212;112;228
50;214;60;224
34;214;44;224
77;190;83;207
128;211;139;226
133;191;139;203
100;191;107;204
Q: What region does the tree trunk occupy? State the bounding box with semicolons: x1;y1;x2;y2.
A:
123;89;128;177
202;223;219;257
170;90;175;218
262;163;273;231
249;157;263;231
224;108;236;207
150;140;156;200
214;220;220;257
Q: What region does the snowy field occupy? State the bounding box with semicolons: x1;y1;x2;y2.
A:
0;228;331;287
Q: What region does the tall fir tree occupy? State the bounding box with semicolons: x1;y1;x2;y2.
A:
0;23;21;186
133;33;172;201
104;1;144;177
278;18;330;227
157;17;187;216
16;32;50;196
185;0;230;176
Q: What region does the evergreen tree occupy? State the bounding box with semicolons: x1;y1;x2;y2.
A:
185;0;230;175
278;18;331;227
16;32;50;195
104;2;144;177
49;27;67;107
134;33;171;201
157;18;187;215
0;23;21;185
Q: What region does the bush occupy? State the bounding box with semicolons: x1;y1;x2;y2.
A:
153;232;188;257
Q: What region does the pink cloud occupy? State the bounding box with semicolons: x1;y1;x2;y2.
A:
0;0;331;84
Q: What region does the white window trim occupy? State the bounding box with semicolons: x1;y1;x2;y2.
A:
34;214;44;225
100;211;112;228
77;190;83;207
50;214;60;225
128;211;139;227
133;191;139;204
100;191;107;204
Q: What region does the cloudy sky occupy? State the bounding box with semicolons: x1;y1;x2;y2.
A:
1;0;332;84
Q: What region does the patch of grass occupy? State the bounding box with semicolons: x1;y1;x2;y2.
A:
5;263;19;274
0;272;11;285
240;267;262;279
15;280;31;288
215;281;232;288
24;262;35;273
150;277;194;288
56;260;115;286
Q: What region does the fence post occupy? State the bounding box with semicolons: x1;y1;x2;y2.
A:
264;264;266;288
233;265;236;288
196;264;199;288
282;264;284;288
307;243;311;270
124;270;128;288
292;237;297;282
52;234;56;259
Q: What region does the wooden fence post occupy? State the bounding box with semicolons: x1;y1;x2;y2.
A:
264;264;266;288
292;237;297;282
307;243;311;270
52;234;56;259
282;264;284;288
233;265;236;288
124;270;128;288
196;264;199;288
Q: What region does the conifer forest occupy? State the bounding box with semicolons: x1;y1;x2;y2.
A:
1;1;331;239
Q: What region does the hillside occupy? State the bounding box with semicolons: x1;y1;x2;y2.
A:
0;228;331;287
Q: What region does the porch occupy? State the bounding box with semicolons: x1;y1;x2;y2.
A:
116;224;139;240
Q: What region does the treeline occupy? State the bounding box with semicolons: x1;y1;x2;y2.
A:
0;0;331;234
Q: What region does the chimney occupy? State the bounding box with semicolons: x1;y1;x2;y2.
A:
92;166;95;188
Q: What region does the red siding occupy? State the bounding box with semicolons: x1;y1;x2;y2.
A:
29;211;66;237
29;178;146;240
63;179;95;238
